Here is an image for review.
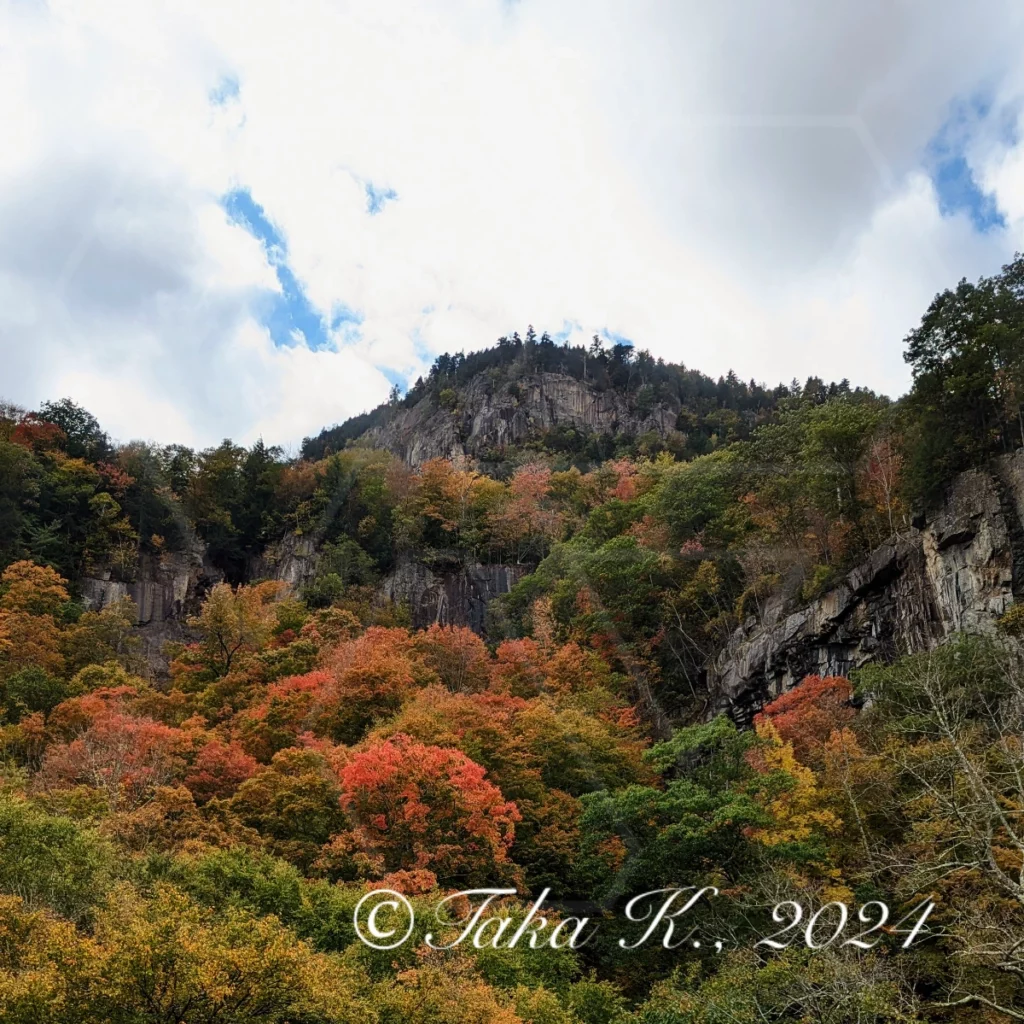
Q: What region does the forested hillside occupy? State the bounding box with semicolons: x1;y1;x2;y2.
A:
2;256;1024;1021
302;326;866;467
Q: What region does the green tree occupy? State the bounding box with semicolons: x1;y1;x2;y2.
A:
0;793;114;923
0;441;39;567
904;253;1024;499
228;748;347;872
37;399;111;463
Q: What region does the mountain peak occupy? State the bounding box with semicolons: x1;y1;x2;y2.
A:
302;333;806;466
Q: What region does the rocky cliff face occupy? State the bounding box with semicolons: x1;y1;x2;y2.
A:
709;452;1024;722
80;535;222;677
362;372;681;465
378;556;529;633
87;440;1024;700
252;533;529;635
248;534;321;592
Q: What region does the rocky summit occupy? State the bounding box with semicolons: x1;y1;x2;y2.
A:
361;371;682;466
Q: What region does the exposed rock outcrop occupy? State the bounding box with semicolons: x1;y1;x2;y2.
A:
80;535;222;677
710;454;1024;722
378;556;529;633
362;372;681;465
248;534;321;591
252;534;528;635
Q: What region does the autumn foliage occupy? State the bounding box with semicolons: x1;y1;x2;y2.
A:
37;709;187;810
332;733;520;885
8;289;1024;1021
754;673;855;765
184;739;258;803
413;623;492;692
0;322;1013;1021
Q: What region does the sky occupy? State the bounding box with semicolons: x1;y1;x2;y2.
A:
2;0;1024;451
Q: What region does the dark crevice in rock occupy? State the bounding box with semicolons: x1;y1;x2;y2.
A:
935;528;975;551
991;460;1024;601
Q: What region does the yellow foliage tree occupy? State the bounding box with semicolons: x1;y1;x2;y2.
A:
0;561;70;681
187;580;285;675
750;719;842;848
0;561;69;617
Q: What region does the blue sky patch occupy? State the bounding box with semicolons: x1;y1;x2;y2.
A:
365;182;398;215
931;154;1005;232
603;328;635;350
222;187;358;350
552;319;581;344
926;95;1006;233
331;304;364;344
209;75;240;106
380;367;406;391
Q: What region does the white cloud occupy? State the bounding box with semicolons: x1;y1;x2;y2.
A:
1;0;1023;448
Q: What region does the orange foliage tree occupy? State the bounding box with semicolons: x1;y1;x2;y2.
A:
37;709;187;810
755;674;855;766
371;686;532;793
492;637;547;696
413;624;492;693
324;626;422;740
487;463;563;560
0;561;70;680
184;738;258;803
0;560;69;616
371;686;584;889
331;733;520;885
234;671;332;761
237;628;423;755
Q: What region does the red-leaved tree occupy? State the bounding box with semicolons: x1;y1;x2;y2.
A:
37;711;187;810
184;738;258;803
755;674;855;766
413;624;492;693
331;733;520;885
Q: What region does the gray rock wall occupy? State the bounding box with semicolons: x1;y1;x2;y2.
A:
378;557;529;633
362;371;681;465
80;536;221;677
709;454;1023;722
253;534;527;636
248;534;321;591
93;441;1024;696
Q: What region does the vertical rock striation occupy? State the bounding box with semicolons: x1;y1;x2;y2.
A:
378;556;529;633
80;535;222;677
709;453;1024;722
251;535;530;636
